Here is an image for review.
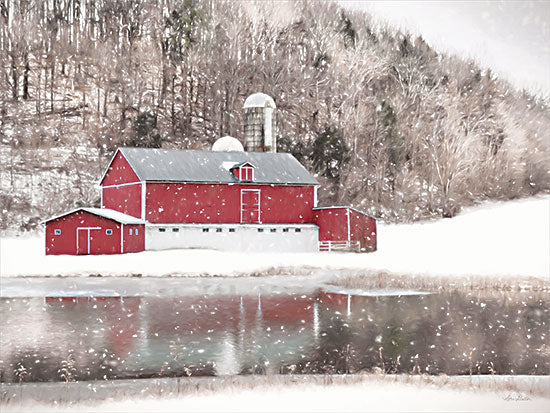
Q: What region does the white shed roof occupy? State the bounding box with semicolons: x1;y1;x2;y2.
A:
44;208;145;224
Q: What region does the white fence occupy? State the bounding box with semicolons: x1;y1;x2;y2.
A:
318;240;361;252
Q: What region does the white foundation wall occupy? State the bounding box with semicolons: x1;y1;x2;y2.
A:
145;224;319;253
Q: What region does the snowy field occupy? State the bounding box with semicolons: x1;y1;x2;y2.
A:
1;196;549;280
3;375;549;413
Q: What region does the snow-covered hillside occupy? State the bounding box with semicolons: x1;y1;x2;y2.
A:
1;196;548;279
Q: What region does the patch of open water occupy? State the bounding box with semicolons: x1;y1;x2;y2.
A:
0;277;547;382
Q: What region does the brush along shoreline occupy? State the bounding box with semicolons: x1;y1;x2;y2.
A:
2;374;549;406
328;270;550;293
3;268;549;293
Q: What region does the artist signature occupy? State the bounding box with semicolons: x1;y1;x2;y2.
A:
503;393;530;401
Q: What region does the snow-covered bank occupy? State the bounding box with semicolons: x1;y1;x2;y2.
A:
2;375;549;413
1;196;548;279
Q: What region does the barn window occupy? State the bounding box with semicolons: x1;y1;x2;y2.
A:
232;162;255;182
172;228;179;232
258;228;264;232
216;228;222;232
159;228;166;232
229;228;235;232
270;228;276;233
203;228;209;232
295;228;301;233
283;228;289;233
241;166;254;181
129;229;133;235
106;229;113;235
54;229;61;235
135;229;139;235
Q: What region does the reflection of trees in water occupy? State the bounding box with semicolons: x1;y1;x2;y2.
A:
292;292;548;375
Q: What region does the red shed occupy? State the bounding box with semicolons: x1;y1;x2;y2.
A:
44;208;145;255
313;207;377;252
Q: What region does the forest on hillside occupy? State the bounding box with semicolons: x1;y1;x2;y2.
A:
1;0;549;231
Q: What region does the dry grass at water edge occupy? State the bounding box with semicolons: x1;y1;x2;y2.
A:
330;270;550;293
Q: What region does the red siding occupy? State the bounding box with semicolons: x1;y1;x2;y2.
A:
45;210;145;255
349;209;377;252
101;151;140;186
145;183;315;224
313;208;349;242
102;184;142;218
46;211;122;255
232;168;241;180
314;207;377;252
123;224;145;253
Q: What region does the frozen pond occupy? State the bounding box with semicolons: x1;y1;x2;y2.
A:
0;277;547;382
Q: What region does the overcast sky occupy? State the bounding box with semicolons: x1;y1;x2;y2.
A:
340;1;550;98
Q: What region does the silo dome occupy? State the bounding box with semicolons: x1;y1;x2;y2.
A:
243;93;276;109
212;136;244;152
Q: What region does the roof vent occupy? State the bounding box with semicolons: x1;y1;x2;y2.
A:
212;136;245;152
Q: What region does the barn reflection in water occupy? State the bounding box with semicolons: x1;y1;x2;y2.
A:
1;288;547;382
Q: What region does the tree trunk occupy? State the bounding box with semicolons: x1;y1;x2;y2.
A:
159;61;168;106
50;60;55;112
23;54;30;99
36;64;41;113
202;81;207;138
171;73;176;133
103;87;108;118
10;52;18;101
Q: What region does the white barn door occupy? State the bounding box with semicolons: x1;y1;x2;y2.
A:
241;189;261;224
76;227;101;255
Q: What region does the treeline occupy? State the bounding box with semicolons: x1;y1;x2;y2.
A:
0;0;549;231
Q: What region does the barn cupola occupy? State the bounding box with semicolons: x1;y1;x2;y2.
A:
230;162;255;182
243;93;276;153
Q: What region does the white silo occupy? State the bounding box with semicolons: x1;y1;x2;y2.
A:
243;93;276;152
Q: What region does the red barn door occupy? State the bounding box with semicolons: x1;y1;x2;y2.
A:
241;189;261;224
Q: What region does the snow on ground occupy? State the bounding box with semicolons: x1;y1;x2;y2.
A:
1;196;548;279
4;376;549;413
62;384;549;413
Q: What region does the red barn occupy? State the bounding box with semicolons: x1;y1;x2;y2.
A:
43;92;376;255
100;148;317;225
45;208;145;255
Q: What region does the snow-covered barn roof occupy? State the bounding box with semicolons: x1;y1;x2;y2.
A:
230;161;255;169
114;148;319;185
43;207;146;224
